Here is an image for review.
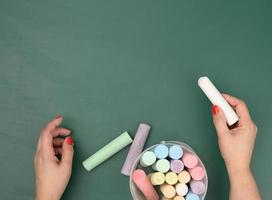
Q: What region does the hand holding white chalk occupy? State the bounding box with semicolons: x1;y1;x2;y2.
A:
211;94;261;200
198;76;239;126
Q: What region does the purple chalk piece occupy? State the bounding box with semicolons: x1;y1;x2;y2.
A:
170;160;184;174
190;181;206;195
121;123;151;176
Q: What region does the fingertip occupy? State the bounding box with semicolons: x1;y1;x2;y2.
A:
62;129;71;136
211;105;225;123
211;105;220;115
212;105;226;120
222;93;231;101
62;137;74;152
61;137;74;169
45;116;64;131
54;115;64;124
222;93;230;97
65;136;74;145
211;105;229;135
51;127;71;137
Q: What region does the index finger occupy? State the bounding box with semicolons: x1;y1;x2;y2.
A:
43;115;63;133
222;93;252;124
38;116;63;156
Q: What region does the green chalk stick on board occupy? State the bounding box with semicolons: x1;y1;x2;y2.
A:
82;131;133;171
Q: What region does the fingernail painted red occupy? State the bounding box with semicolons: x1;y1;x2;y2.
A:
212;105;219;115
66;137;74;145
55;115;62;119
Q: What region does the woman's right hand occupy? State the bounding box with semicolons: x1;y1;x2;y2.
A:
211;93;261;200
211;94;257;174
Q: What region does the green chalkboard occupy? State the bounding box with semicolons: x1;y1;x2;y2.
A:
0;0;271;199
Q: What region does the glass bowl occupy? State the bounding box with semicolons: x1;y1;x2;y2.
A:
129;141;208;200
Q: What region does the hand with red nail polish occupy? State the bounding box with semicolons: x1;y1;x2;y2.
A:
211;94;261;200
34;116;74;200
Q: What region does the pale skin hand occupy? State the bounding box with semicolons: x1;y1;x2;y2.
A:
211;94;261;200
34;116;74;200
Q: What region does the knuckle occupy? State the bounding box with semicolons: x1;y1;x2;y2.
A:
217;134;223;141
249;122;258;133
62;160;72;168
240;100;246;106
255;125;258;133
34;156;37;165
41;127;46;133
253;124;258;133
34;150;40;160
35;155;43;166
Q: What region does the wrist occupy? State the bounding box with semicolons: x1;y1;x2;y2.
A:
36;192;60;200
224;159;250;176
226;165;252;181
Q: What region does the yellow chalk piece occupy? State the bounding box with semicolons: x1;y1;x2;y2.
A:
160;184;176;199
178;170;191;184
165;172;178;185
150;172;165;185
173;196;185;200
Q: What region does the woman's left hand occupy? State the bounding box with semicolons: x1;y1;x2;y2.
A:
34;116;74;200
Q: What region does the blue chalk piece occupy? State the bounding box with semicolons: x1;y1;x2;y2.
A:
186;192;200;200
169;145;183;159
154;144;168;159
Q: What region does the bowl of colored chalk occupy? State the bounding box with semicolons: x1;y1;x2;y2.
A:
130;141;208;200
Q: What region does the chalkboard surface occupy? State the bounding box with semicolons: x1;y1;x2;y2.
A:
0;0;271;199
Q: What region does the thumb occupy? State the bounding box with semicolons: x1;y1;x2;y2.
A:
211;105;229;138
61;136;74;171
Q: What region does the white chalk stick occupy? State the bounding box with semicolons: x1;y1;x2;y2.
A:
198;76;239;126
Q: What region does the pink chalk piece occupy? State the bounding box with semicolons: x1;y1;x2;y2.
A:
182;153;198;169
170;160;184;174
190;181;206;195
121;123;151;176
189;166;205;181
132;169;159;200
